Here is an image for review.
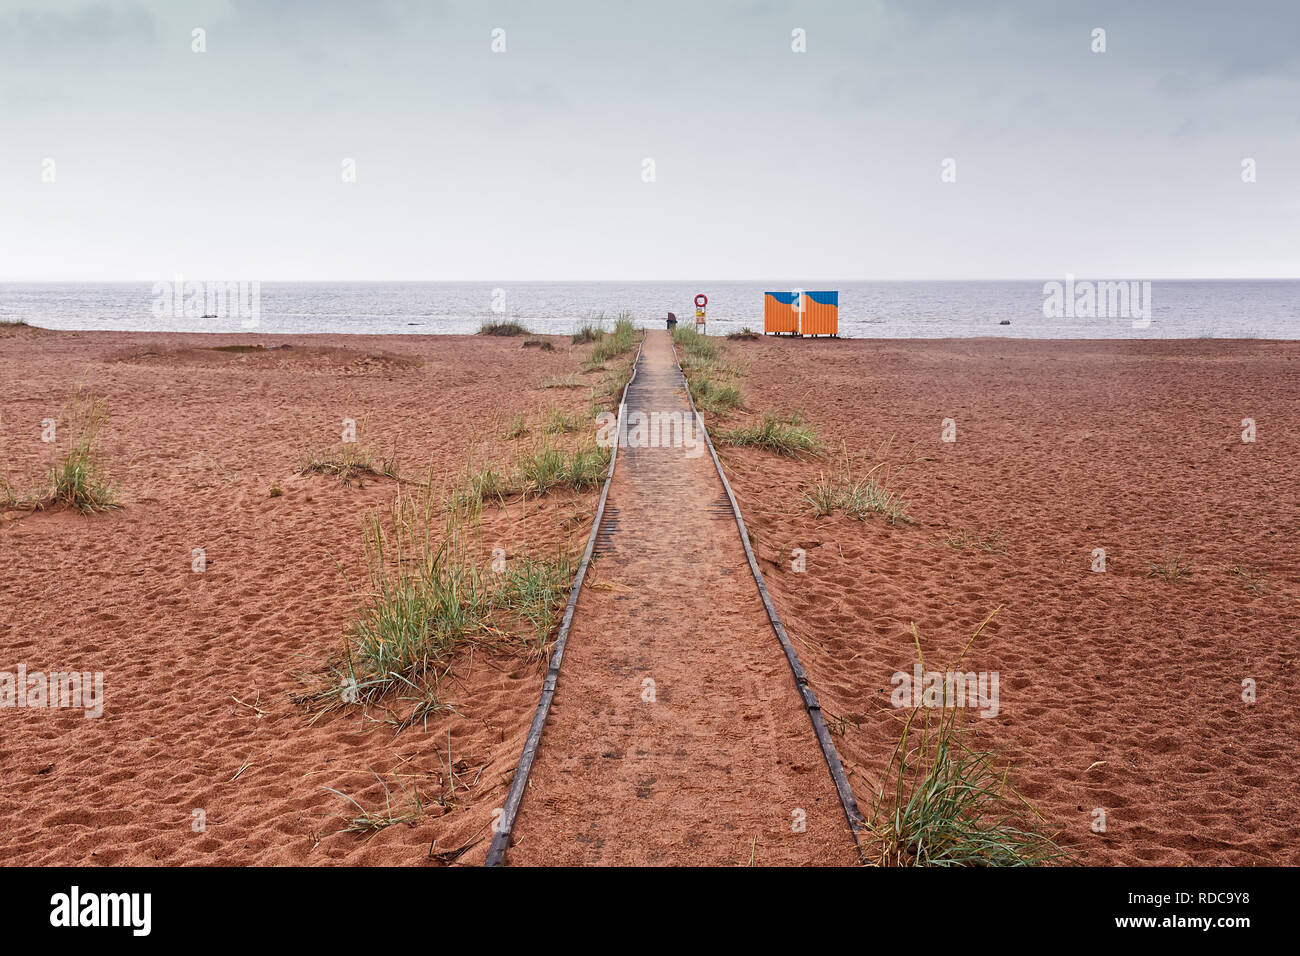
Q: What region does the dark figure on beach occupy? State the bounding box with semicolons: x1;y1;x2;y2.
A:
666;312;677;330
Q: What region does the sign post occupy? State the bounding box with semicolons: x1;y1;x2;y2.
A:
695;293;707;333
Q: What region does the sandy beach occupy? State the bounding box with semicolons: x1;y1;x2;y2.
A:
2;324;1297;866
708;335;1300;865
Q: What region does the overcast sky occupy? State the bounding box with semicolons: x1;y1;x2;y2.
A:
1;0;1297;281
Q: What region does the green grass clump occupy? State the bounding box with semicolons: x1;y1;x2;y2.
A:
592;355;636;413
841;478;911;524
495;554;575;651
350;513;490;684
716;413;819;459
572;317;606;344
452;462;511;510
1;476;21;510
453;433;610;510
805;473;911;525
299;443;399;483
688;372;743;413
543;405;580;434
502;414;528;440
43;389;119;513
516;440;608;496
478;319;529;336
726;327;759;340
586;313;637;368
672;323;718;362
871;612;1072;867
1149;546;1192;583
804;439;924;525
296;483;576;728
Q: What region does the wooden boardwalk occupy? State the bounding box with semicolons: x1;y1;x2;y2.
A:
500;331;859;866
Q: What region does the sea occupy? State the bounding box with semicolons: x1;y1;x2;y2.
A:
1;280;1297;339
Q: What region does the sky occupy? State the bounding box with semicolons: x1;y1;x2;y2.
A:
1;0;1297;281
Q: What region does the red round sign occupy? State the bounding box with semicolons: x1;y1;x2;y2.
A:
694;293;708;308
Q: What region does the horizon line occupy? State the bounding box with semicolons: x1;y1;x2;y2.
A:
3;275;1300;284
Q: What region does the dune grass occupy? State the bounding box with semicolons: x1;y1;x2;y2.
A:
542;405;581;435
299;442;399;483
672;323;718;362
539;373;582;389
453;431;610;511
572;316;606;344
296;480;575;728
726;327;759;340
522;337;555;351
688;371;743;413
478;319;529;336
502;413;528;440
326;774;424;835
870;611;1072;866
515;439;608;495
1149;546;1192;583
716;413;820;459
18;388;121;513
807;473;912;525
804;439;924;524
585;314;638;368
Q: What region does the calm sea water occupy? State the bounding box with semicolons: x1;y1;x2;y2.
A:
1;281;1297;339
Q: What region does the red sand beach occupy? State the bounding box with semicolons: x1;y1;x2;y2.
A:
1;324;1297;865
707;335;1300;865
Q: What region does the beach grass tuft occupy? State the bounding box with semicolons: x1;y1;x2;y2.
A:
726;327;760;340
539;373;582;389
672;323;718;362
716;413;819;458
572;316;606;344
688;371;743;413
502;414;528;440
586;313;638;368
542;405;581;435
453;431;609;510
1149;546;1192;583
803;438;923;525
299;442;399;483
516;439;608;495
805;473;911;524
38;388;120;513
326;774;424;835
297;480;576;726
870;611;1073;866
478;319;529;336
